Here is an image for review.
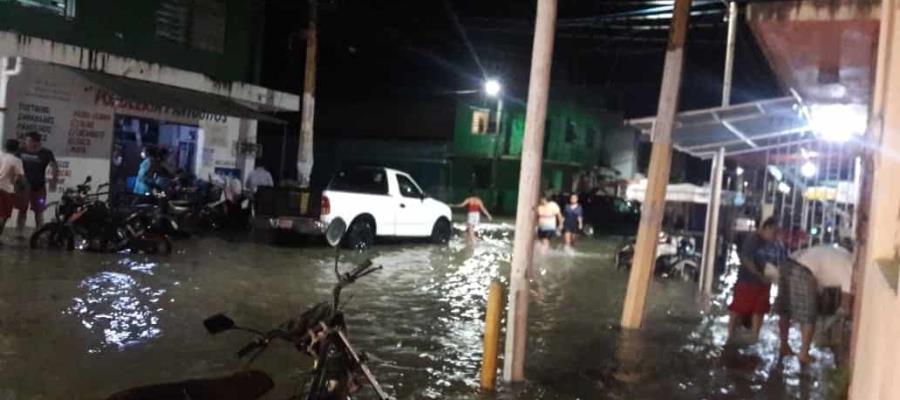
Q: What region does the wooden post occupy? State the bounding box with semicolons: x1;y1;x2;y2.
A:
721;1;737;107
480;281;503;391
297;0;318;187
848;0;900;393
502;0;557;382
620;0;692;330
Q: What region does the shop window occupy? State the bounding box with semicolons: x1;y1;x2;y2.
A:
156;0;226;54
8;0;75;18
565;120;577;144
471;109;490;135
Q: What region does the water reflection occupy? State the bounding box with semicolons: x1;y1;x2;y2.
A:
66;263;166;351
0;227;839;399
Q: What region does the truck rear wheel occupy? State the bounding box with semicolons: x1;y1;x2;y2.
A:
345;218;375;250
430;218;451;244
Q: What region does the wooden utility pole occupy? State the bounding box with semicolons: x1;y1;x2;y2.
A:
620;0;692;329
502;0;557;382
297;0;318;187
721;1;737;107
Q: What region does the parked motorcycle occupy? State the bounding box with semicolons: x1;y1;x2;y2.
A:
615;231;701;281
30;177;173;254
106;219;392;400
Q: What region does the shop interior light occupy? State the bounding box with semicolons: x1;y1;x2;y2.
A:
778;182;791;194
808;104;867;142
801;161;818;178
735;166;744;176
767;165;783;181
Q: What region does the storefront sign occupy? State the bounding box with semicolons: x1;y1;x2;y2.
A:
1;59;257;225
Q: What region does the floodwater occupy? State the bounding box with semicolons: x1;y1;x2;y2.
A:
0;223;839;399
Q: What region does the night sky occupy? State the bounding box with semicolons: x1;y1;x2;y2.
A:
262;0;781;119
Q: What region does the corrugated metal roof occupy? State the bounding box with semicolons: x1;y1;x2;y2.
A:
627;96;812;158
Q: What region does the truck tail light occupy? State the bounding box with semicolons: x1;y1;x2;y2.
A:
321;195;331;216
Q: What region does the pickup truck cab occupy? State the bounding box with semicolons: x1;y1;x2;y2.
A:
255;166;452;249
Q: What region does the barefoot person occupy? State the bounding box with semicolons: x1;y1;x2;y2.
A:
776;244;853;364
726;217;781;344
15;132;57;237
562;194;584;249
454;193;492;240
0;139;26;245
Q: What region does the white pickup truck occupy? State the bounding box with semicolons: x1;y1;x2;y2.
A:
256;166;452;248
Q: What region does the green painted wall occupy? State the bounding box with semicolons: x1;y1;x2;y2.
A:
450;96;621;214
452;98;616;164
0;0;261;82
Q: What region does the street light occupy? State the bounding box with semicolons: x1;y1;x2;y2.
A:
484;78;504;209
808;103;867;142
485;79;501;97
801;160;818;178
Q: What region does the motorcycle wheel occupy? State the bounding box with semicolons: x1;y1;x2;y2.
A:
671;259;700;282
30;223;75;251
305;337;351;400
130;234;173;255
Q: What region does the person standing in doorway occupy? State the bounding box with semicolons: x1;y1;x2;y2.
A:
726;217;781;344
454;192;492;241
536;195;562;251
0;139;26;245
15;132;57;237
562;194;584;250
245;163;274;194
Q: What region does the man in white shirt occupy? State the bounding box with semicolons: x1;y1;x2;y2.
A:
776;244;853;363
245;164;274;194
0;139;26;244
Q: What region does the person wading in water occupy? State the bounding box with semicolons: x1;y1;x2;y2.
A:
454;193;492;242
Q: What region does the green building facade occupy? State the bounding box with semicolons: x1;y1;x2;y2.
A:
450;96;620;214
312;92;624;216
0;0;263;82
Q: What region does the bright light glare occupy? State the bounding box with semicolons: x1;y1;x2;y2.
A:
484;79;501;97
778;182;791;194
735;166;744;176
808;104;867;142
801;161;818;178
767;165;783;181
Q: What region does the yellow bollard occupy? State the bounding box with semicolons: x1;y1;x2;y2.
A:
480;281;504;391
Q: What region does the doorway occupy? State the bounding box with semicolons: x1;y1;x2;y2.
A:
111;114;199;199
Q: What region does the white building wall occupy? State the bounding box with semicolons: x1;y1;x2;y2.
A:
1;59;254;225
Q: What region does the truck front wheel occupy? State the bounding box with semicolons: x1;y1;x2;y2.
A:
345;218;375;250
430;218;451;244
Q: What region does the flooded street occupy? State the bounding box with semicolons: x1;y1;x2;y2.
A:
0;224;838;399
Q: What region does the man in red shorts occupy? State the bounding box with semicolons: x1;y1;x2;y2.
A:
727;217;781;344
0;139;26;245
15;131;57;237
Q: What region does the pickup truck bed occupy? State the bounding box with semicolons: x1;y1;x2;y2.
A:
253;186;325;234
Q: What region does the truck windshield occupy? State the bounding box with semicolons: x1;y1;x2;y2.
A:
328;168;389;195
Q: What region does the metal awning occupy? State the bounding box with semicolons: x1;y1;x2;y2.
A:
627;96;812;158
73;69;287;124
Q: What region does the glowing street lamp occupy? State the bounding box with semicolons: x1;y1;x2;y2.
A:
808;103;867;142
484;79;501;97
